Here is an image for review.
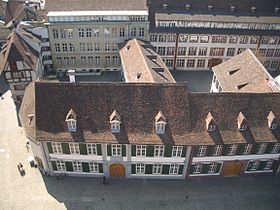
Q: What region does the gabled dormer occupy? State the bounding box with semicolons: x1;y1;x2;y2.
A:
267;111;278;130
110;110;121;133
155;111;167;134
205;112;216;132
237;112;247;131
65;109;77;132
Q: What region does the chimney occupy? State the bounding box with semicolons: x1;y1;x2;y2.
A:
68;69;76;83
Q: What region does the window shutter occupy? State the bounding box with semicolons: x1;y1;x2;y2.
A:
223;145;230;156
65;162;73;171
251;144;259;154
122;145;126;157
259;161;266;170
181;146;187;157
271;160;277;170
97;144;102;155
98;163;103;173
51;161;57;171
192;146;199;157
79;143;87;155
246;161;253;171
47;142;53;154
146;145;154;157
215;163;222;173
206;145;214;156
131;145;136;156
266;143;274;153
162;165;170;174
189;165;195;174
107;144;112;156
145;164;153;174
82;162;90;172
202;164;210;174
62;143;70;154
131;164;136;174
164;145;172;157
178;165;184;174
238;144;245;155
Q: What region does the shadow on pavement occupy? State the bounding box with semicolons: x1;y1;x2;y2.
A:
0;75;9;95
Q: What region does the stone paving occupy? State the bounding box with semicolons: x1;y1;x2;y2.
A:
0;76;280;210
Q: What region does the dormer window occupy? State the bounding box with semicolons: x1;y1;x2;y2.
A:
267;111;278;130
110;110;121;133
65;109;77;132
237;112;247;131
155;111;167;134
206;112;216;132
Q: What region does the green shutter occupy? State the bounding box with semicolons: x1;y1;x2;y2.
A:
259;161;266;170
162;165;170;174
47;142;53;154
271;160;277;170
189;165;195;174
223;145;230;156
207;145;214;156
97;144;102;155
178;165;184;174
246;161;253;171
238;144;245;155
266;143;274;153
251;144;259;154
192;146;199;157
131;164;136;174
181;146;187;157
79;143;87;155
164;145;172;157
82;162;90;172
98;163;103;173
62;143;70;154
202;164;210;174
146;145;154;157
107;144;112;156
131;145;136;156
65;162;73;171
122;145;126;157
215;163;222;173
145;164;153;174
51;161;57;171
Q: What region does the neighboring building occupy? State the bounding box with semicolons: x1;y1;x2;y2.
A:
119;38;175;83
0;30;43;104
148;0;280;72
19;81;280;179
44;0;149;76
210;49;279;92
0;20;10;49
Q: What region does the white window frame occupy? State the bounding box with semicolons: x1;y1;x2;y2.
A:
197;146;207;157
239;124;247;131
155;121;166;134
264;160;274;170
257;143;267;154
250;160;260;171
56;161;66;171
208;163;217;174
154;145;164;157
69;143;80;155
213;145;223;156
51;142;62;154
152;163;162;174
87;143;97;155
228;144;237;155
89;162;99;172
169;163;179;174
172;146;183;157
136;163;145;174
207;124;216;132
72;161;82;172
66;119;76;132
243;144;253;155
271;143;280;153
193;163;202;174
136;145;146;156
112;144;122;156
111;120;121;133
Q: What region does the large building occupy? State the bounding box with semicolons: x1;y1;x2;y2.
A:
148;0;280;72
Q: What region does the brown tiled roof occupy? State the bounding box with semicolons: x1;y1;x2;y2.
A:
110;110;121;122
0;31;39;74
0;22;10;40
212;49;274;92
119;39;176;83
5;0;25;24
45;0;148;12
20;82;280;145
155;110;166;122
205;112;215;129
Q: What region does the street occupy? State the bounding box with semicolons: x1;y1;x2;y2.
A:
0;76;280;210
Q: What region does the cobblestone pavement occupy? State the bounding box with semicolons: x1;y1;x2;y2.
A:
0;77;280;210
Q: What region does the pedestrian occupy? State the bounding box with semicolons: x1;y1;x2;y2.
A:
26;142;30;152
102;176;106;184
0;92;3;100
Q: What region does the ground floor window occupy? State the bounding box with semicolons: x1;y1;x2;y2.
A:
89;162;99;172
56;161;66;171
246;159;276;172
136;163;145;174
190;162;222;175
169;164;179;174
73;161;82;172
153;164;162;174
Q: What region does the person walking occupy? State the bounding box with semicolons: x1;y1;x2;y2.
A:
0;92;3;100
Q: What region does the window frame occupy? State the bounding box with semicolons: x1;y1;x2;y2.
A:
154;145;164;157
112;144;122;156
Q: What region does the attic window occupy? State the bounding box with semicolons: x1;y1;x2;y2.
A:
110;110;121;133
185;4;191;10
208;5;213;11
237;112;247;131
275;7;279;13
230;6;235;12
205;112;216;132
126;45;130;50
65;109;77;132
155;111;167;134
236;83;248;90
267;111;278;130
228;68;240;75
163;3;168;9
251;6;256;12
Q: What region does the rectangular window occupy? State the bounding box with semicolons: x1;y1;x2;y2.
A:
274;49;280;57
172;146;183;157
189;35;198;43
56;161;66;171
158;34;166;42
152;163;162;174
56;57;62;65
112;44;118;52
264;160;274;170
179;34;187;42
228;144;237;155
197;146;207;157
70;57;76;65
136;163;145;174
112;56;119;65
166;47;175;55
62;43;68;52
157;47;166;55
138;27;144;37
198;47;207;56
55;43;60;52
112;144;122;156
166;59;173;67
63;57;69;65
105;56;110;65
261;37;269;45
167;34;176;42
237;48;246;55
69;143;80;154
193;163;202;174
270;61;279;69
178;47;186;56
88;56;94;65
81;56;86;65
239;36;249;44
188;47;197;56
269;37;278;45
94;43;100;52
87;43;93;51
51;142;62;154
257;143;267;154
271;143;280;153
60;29;66;39
130;27;136;37
250;160;260;171
212;35;227;43
104;28;110;38
210;48;224;56
213;145;223;156
177;59;185;67
93;28;99;37
266;49;275;57
150;34;157;42
169;164;179;174
89;162;99;172
119;28;125;38
67;29;73;38
136;145;146;156
229;36;237;44
73;161;82;172
197;59;205;68
112;28;117;37
95;56;100;65
200;36;209;43
79;28;84;37
250;36;259;44
243;144;253;155
53;29;59;39
80;43;86;52
208;163;217;174
105;43;110;51
154;145;164;157
227;48;235;56
186;59;195;68
69;43;75;52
